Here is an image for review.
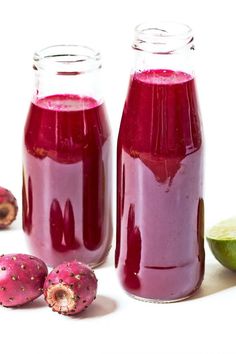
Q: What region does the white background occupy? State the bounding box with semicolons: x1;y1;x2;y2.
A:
0;0;236;353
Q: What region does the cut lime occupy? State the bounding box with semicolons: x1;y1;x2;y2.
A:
207;217;236;271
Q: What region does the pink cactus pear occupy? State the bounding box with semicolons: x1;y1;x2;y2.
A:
44;260;97;315
0;187;18;229
0;254;48;307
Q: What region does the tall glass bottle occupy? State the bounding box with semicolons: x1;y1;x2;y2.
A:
23;45;112;267
116;23;204;302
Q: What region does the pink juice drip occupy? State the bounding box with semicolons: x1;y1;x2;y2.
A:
23;94;112;267
116;69;204;301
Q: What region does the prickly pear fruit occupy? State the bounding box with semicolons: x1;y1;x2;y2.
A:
44;260;97;315
0;187;18;229
0;254;48;307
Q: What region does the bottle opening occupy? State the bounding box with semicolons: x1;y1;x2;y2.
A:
133;22;194;54
33;45;101;75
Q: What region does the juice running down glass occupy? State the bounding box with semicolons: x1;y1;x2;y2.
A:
23;45;112;267
116;23;204;302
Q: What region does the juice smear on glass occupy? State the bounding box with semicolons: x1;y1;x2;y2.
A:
23;94;112;267
116;69;204;301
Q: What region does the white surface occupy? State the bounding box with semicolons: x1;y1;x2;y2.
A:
1;230;236;354
1;0;236;353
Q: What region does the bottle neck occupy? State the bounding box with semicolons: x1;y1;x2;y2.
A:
132;22;195;76
32;45;103;103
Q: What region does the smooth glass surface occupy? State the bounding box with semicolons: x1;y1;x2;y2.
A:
116;69;204;301
23;94;112;267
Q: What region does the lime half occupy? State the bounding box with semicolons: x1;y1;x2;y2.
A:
207;217;236;271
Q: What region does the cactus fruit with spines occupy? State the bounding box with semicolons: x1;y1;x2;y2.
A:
0;187;18;229
44;260;97;315
0;254;48;307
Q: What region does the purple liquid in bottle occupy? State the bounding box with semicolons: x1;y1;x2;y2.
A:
116;69;204;301
23;94;112;267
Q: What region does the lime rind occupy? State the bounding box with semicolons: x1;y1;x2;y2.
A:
206;217;236;270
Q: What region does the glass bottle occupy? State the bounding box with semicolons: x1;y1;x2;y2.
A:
116;22;204;302
23;45;112;267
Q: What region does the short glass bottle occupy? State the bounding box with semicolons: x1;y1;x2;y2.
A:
23;45;112;267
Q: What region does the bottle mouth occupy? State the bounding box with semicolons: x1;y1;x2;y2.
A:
133;22;194;53
33;45;101;75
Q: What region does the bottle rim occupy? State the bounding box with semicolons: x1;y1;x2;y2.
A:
33;44;101;74
133;22;194;54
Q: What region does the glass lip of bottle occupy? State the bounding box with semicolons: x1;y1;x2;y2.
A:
33;44;102;75
132;22;194;54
